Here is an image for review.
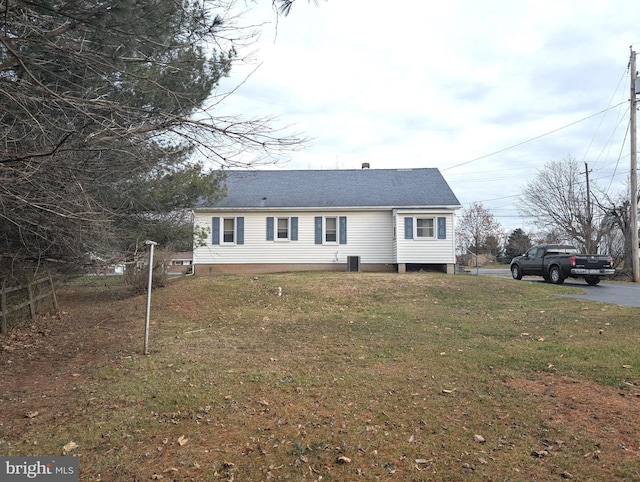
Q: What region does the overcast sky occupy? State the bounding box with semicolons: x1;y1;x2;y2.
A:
214;0;640;232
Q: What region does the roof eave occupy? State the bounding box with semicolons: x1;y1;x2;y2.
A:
194;205;462;212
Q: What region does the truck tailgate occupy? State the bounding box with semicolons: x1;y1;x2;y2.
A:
576;255;609;269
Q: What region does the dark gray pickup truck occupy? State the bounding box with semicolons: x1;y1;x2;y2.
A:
509;244;615;285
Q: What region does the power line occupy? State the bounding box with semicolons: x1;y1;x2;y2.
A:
605;119;630;193
442;102;626;172
580;67;629;169
444;165;529;177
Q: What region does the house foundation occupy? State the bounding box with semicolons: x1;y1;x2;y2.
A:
194;263;396;275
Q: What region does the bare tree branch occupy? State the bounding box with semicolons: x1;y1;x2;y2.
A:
517;156;608;253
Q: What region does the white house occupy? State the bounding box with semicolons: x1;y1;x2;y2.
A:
192;167;461;274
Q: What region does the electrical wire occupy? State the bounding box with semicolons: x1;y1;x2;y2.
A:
442;102;626;172
606;120;630;194
580;67;629;168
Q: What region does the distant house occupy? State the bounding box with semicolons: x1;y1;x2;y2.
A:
467;253;496;267
168;252;193;275
192;168;461;274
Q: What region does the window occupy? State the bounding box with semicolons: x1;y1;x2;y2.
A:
325;217;337;242
212;216;244;245
416;218;435;238
277;218;289;239
267;217;298;241
405;216;447;240
315;216;347;244
223;218;235;243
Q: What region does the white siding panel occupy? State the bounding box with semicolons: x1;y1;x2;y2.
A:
394;213;456;264
193;210;394;266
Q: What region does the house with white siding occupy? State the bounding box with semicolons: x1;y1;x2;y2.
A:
192;167;461;274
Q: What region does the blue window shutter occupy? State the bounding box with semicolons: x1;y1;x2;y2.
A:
339;216;347;244
404;217;413;239
291;217;299;241
237;217;244;245
437;217;446;239
212;217;220;245
266;217;274;241
314;216;322;244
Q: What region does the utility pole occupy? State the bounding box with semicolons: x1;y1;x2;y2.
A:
584;162;593;252
630;48;639;282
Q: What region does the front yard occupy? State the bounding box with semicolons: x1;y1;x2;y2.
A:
1;272;638;480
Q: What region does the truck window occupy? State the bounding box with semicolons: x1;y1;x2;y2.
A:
551;248;578;255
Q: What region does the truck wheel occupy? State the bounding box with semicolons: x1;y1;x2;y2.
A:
511;264;522;280
549;265;565;285
585;276;600;286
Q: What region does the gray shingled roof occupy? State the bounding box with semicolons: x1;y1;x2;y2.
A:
195;168;461;209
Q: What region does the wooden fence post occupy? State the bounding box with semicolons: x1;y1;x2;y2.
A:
49;274;58;310
0;277;59;334
27;280;36;320
1;279;6;335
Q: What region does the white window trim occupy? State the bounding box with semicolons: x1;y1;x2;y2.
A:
275;217;291;242
222;217;237;245
323;216;339;244
415;217;436;240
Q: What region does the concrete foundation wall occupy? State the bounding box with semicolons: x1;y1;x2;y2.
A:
194;263;397;275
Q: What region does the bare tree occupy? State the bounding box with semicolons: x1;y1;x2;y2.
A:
456;202;502;269
597;193;634;273
517;156;606;253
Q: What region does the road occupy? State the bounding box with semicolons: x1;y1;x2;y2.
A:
467;268;640;308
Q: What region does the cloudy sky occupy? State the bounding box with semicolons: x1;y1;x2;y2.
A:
214;0;639;231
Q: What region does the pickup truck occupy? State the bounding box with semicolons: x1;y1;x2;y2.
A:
509;244;615;285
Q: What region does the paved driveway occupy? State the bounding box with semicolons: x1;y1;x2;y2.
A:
469;268;640;307
558;281;640;307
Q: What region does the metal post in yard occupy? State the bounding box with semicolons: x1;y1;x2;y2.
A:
144;240;158;355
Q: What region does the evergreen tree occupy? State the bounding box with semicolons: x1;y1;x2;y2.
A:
504;228;532;260
0;1;302;277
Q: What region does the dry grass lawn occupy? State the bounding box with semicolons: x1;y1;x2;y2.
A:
1;272;639;481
